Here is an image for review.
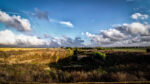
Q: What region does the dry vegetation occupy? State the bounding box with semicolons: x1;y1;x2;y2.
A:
0;47;150;83
0;48;73;64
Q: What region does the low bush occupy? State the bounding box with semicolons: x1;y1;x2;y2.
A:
67;49;74;57
93;52;107;60
95;47;105;50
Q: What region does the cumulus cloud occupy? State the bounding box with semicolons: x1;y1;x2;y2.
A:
85;22;150;47
0;29;84;47
49;36;84;47
33;8;49;21
59;21;74;28
0;10;31;32
131;13;149;20
121;22;150;35
0;30;50;47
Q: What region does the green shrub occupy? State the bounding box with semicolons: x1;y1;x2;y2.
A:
67;49;74;56
96;47;105;50
93;52;107;60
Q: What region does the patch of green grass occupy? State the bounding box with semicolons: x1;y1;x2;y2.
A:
111;48;146;52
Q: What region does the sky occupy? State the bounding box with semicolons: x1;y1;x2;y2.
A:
0;0;150;47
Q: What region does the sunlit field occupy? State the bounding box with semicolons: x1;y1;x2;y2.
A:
108;48;146;52
0;48;46;51
0;48;73;64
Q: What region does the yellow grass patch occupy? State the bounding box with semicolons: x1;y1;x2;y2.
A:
0;48;73;64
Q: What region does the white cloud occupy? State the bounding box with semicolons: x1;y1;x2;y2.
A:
49;36;84;47
59;21;74;28
0;10;31;32
85;22;150;47
101;28;126;41
0;30;49;47
0;29;84;47
131;13;148;20
123;22;150;35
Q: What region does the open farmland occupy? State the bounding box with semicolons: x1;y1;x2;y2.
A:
0;47;150;83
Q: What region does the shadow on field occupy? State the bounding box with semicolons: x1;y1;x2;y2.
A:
49;51;150;71
49;51;150;81
105;52;150;66
49;54;103;71
104;52;150;79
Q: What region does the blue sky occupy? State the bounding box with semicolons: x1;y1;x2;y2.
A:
0;0;131;34
0;0;150;47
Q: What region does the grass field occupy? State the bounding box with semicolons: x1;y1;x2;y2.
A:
0;48;73;64
0;47;150;83
0;48;46;51
110;48;146;52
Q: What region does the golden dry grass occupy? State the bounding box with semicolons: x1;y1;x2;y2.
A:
0;48;46;51
0;48;73;64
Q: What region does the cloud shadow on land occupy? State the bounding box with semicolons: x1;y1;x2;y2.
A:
49;49;150;73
